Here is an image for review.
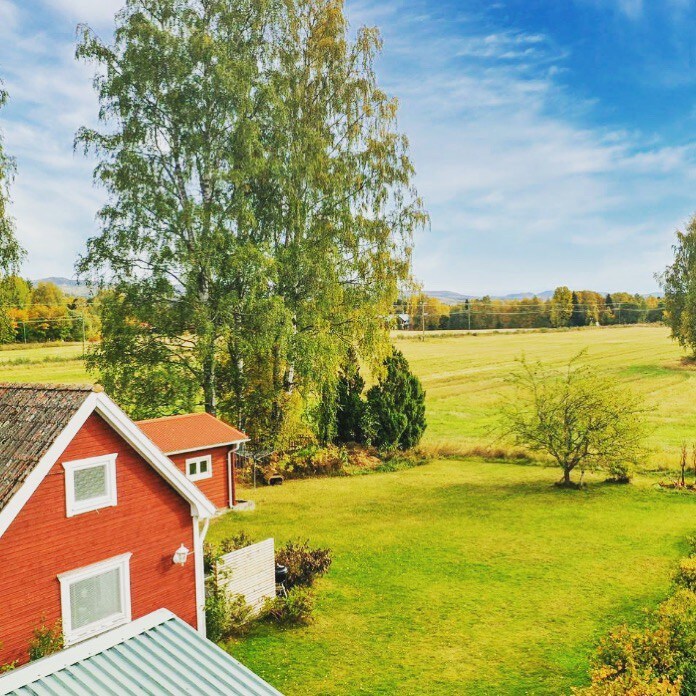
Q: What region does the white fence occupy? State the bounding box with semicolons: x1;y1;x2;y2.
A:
217;538;276;610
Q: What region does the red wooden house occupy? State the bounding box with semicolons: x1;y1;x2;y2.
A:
0;384;216;667
137;413;248;511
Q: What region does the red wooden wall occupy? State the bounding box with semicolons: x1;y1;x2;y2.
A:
0;413;198;667
168;446;236;509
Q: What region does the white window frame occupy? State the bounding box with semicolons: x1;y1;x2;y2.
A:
185;454;213;482
58;553;132;646
63;454;118;517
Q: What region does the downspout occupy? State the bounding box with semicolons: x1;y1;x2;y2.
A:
227;444;240;508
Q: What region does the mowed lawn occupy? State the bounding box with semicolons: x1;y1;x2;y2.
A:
212;460;696;695
396;325;696;468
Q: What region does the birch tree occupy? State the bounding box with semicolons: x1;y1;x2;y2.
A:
0;81;24;276
76;0;425;439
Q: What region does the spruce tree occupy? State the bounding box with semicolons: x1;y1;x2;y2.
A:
366;348;426;451
334;349;366;444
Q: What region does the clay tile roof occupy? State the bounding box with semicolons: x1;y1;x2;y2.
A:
0;383;97;512
136;412;248;455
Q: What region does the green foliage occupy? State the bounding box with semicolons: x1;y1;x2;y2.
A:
335;349;366;444
27;619;63;662
270;444;348;479
660;215;696;356
674;558;696;592
204;531;254;574
76;0;425;447
580;588;696;695
275;540;332;589
501;352;647;486
580;540;696;695
263;586;315;626
606;460;634;484
550;286;573;327
0;82;25;278
205;566;255;642
365;348;426;451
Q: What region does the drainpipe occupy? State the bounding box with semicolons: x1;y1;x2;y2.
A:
227;444;240;508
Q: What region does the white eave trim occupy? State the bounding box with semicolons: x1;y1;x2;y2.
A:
164;439;249;456
0;391;215;540
93;393;216;520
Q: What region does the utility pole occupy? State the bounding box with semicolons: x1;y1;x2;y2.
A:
421;299;426;341
467;300;471;331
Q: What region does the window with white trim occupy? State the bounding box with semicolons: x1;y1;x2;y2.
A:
58;553;132;645
63;454;118;517
185;454;212;481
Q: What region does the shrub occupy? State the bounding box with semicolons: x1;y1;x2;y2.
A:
581;562;696;694
205;568;254;642
276;540;332;588
270;445;348;479
28;619;63;662
674;558;696;592
204;531;254;573
263;587;315;626
365;348;426;451
218;531;254;555
606;461;633;484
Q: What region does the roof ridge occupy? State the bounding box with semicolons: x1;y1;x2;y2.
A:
0;383;101;392
136;412;214;424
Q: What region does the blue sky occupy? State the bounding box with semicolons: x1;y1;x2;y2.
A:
0;1;695;295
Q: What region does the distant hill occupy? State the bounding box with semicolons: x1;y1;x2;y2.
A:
426;290;554;305
34;277;92;298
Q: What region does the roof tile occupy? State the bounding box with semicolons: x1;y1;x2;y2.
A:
0;383;95;512
137;413;247;455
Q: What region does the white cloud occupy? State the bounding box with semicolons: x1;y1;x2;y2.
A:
344;0;696;294
0;0;18;33
40;0;123;27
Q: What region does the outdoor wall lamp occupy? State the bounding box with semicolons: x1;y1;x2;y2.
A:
173;543;190;566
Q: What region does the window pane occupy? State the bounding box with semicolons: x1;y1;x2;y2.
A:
74;465;107;502
188;461;197;476
70;568;121;629
200;459;208;473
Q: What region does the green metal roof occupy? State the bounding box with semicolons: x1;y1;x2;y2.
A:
0;610;283;695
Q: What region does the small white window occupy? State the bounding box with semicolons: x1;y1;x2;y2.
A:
185;454;213;481
63;454;118;517
58;553;132;645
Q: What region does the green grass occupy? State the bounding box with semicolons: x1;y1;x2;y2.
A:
211;460;696;695
0;342;89;383
395;325;695;468
4;328;696;692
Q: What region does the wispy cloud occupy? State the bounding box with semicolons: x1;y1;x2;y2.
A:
40;0;123;27
347;0;696;293
0;1;104;279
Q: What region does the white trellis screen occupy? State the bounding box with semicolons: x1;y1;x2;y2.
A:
217;538;276;610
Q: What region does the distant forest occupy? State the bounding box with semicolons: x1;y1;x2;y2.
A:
0;277;100;344
402;288;664;331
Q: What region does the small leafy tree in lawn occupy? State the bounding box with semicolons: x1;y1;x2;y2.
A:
365;348;426;451
334;348;366;444
500;353;647;487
